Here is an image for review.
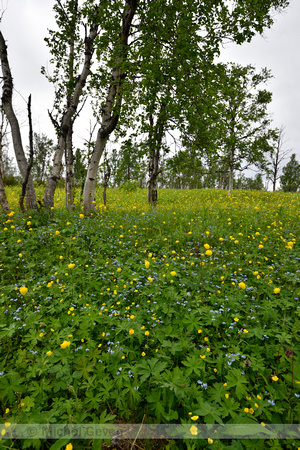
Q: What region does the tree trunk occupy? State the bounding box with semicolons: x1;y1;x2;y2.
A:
0;31;37;210
0;148;10;215
83;0;137;214
43;17;100;208
65;124;74;210
19;95;34;212
83;132;108;214
147;104;166;206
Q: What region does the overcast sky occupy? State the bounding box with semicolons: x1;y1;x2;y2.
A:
1;0;299;168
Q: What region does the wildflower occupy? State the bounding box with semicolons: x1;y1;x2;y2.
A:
141;352;146;357
204;244;210;250
68;263;75;269
206;348;210;352
243;329;249;334
129;329;134;335
272;375;279;381
20;286;28;295
249;408;254;414
170;271;176;277
208;438;213;444
190;425;198;436
244;408;249;413
55;230;60;235
39;332;44;337
61;341;71;349
46;351;53;356
66;444;73;450
148;277;153;282
117;268;122;272
145;260;150;269
205;250;212;256
145;331;149;336
225;393;229;399
258;244;264;249
234;318;239;322
238;282;246;290
79;214;84;218
273;288;280;294
191;415;199;421
19;253;22;257
5;408;9;414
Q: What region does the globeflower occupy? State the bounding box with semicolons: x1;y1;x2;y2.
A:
129;329;135;335
148;277;153;282
60;341;71;349
170;271;176;277
145;260;150;269
46;351;53;356
205;250;212;256
238;282;246;290
20;286;28;295
68;263;75;269
190;425;198;436
273;288;280;294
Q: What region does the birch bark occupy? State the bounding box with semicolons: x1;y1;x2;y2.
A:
0;31;37;210
83;0;137;214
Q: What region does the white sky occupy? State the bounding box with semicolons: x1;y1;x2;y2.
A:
1;0;299;168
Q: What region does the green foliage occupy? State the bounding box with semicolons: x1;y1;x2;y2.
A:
119;180;141;192
280;154;300;192
0;187;300;449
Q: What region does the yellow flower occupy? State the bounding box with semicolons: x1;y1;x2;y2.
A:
198;329;202;333
5;408;9;414
68;263;75;269
244;408;249;413
272;375;279;381
20;286;28;295
258;244;263;249
141;352;146;357
208;438;213;444
145;260;150;269
117;268;122;272
65;444;73;450
46;351;53;356
148;277;153;282
206;347;210;352
234;317;239;322
39;332;44;337
200;355;206;359
129;329;134;335
243;329;249;334
191;415;199;421
225;393;229;399
205;250;212;256
1;429;6;436
249;408;254;414
204;244;210;250
79;214;84;218
273;288;280;294
18;253;22;257
170;271;176;277
55;230;60;235
190;425;198;436
145;331;149;336
60;340;71;349
238;282;246;290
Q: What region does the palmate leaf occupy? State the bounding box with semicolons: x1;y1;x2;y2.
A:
194;401;223;425
136;357;168;383
226;369;248;399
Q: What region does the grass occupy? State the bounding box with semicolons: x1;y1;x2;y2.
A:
0;187;299;449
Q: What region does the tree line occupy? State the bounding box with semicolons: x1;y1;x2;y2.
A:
0;0;293;215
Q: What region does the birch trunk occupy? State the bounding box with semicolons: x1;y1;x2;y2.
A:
0;31;37;210
65;125;74;210
228;147;234;195
0;150;10;215
0;111;10;215
43;19;100;208
83;0;137;214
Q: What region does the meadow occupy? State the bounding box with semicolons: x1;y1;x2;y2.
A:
0;187;299;450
